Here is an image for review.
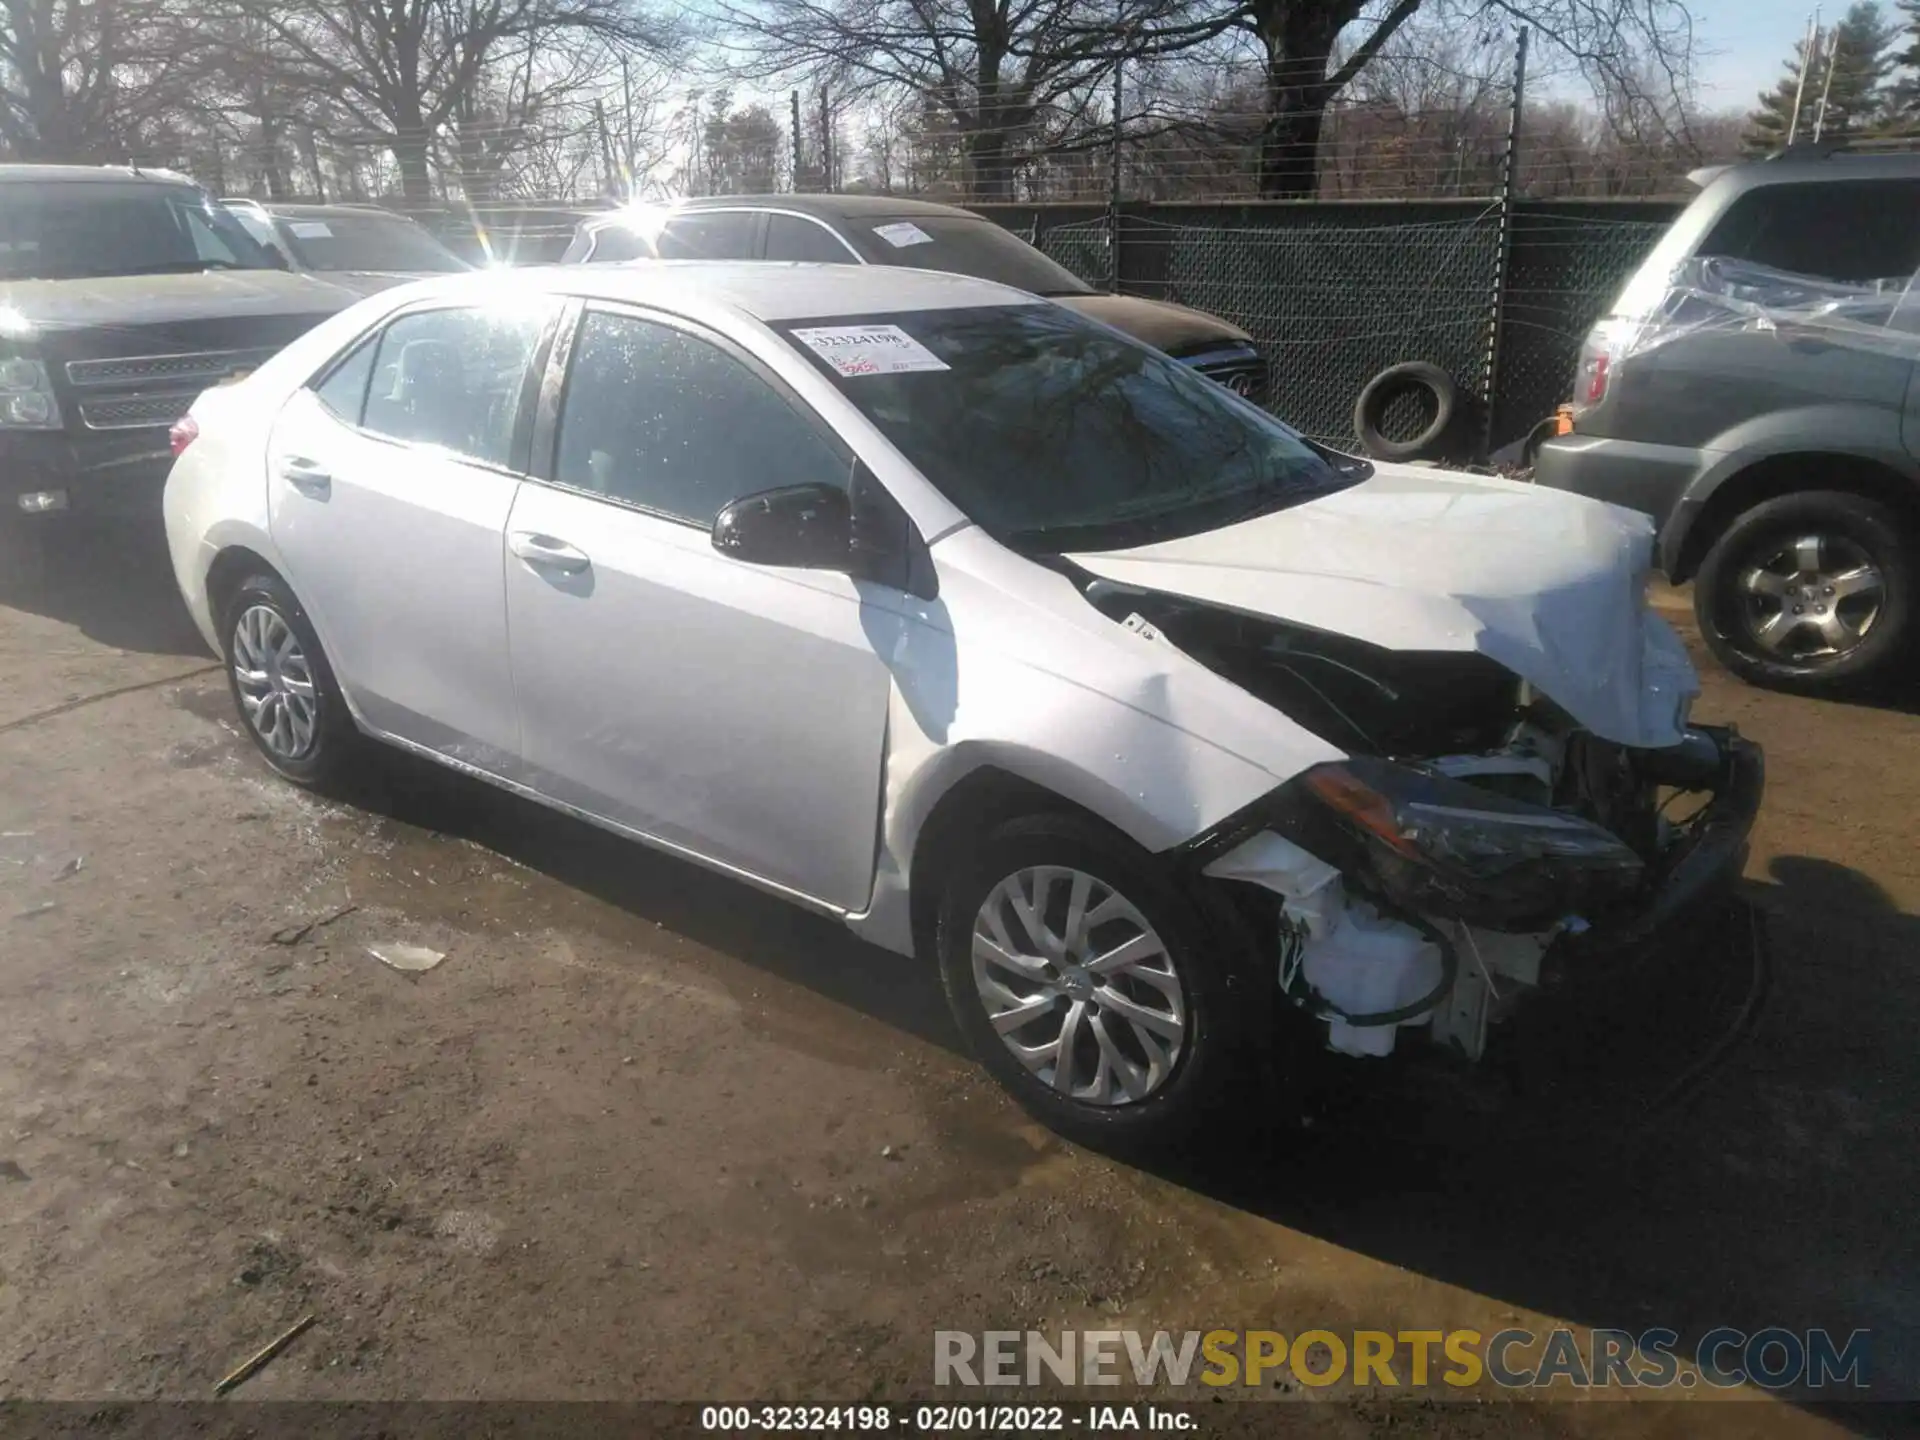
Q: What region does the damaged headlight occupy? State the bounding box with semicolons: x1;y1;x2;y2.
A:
1299;757;1645;930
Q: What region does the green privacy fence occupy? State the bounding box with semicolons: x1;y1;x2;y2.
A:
971;198;1681;456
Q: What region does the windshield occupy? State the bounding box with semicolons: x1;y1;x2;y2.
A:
0;181;281;280
844;216;1093;296
779;304;1353;551
274;213;469;273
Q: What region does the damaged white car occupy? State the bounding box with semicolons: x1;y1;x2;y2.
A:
163;264;1764;1150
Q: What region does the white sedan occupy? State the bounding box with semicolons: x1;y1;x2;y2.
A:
164;263;1762;1150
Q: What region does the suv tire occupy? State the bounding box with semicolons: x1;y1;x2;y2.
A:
1694;489;1912;694
935;812;1268;1154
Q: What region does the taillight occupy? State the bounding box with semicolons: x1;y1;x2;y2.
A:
1570;335;1612;419
1583;351;1611;404
169;415;199;457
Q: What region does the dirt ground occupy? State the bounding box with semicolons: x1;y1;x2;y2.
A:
2;524;1918;1438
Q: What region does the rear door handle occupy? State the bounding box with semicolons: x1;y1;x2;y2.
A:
278;455;332;498
509;531;592;574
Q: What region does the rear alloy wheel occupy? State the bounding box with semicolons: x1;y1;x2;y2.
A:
936;813;1266;1153
1696;490;1912;694
221;572;358;787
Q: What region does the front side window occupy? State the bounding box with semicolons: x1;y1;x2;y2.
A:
1700;180;1920;282
554;309;847;525
779;303;1350;552
0;181;281;280
360;304;550;467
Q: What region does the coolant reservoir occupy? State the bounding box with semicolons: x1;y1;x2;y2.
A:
1299;899;1446;1058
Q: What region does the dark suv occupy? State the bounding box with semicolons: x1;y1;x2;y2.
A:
562;195;1268;398
1534;149;1920;693
0;166;357;556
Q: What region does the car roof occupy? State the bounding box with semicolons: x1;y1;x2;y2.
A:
1715;146;1920;192
401;260;1041;324
0;164;196;186
589;193;978;228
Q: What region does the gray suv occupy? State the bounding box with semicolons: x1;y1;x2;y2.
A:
1534;149;1920;694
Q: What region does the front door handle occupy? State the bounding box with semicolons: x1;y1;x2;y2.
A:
278;455;332;498
509;531;592;574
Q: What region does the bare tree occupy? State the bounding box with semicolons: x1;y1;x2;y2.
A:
1187;0;1698;196
201;0;680;202
705;0;1231;200
0;0;182;160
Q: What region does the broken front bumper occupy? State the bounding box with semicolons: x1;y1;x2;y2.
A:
1566;723;1764;954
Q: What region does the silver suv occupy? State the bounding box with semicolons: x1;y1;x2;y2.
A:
1534;148;1920;694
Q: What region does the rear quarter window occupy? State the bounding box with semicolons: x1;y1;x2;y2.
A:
1699;179;1920;282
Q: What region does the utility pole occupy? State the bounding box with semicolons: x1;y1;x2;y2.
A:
594;99;616;199
620;57;637;189
791;90;803;190
1479;25;1529;464
819;85;833;191
1108;53;1124;293
1788;8;1821;145
1813;23;1841;142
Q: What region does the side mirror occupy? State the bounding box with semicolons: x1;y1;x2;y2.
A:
712;482;853;571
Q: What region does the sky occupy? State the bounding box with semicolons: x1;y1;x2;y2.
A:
1691;0;1829;111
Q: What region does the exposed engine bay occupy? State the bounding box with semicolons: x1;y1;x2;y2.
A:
1064;566;1760;1065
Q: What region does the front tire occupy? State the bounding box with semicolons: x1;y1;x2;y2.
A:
1694;490;1912;695
219;572;358;788
935;813;1267;1154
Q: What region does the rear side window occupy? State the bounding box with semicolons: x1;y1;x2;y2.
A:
554;309;847;525
583;225;652;263
359;305;550;467
314;337;377;422
1699;180;1920;282
765;214;853;264
655;212;760;260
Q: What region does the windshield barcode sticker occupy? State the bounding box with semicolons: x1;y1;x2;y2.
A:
793;324;949;377
872;222;934;248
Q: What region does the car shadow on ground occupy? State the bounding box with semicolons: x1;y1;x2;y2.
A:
0;521;209;658
341;742;1920;1423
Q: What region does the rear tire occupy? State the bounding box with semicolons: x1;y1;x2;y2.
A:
1694;490;1912;694
219;572;359;788
934;812;1269;1155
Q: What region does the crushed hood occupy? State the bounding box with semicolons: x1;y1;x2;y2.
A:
1064;463;1699;749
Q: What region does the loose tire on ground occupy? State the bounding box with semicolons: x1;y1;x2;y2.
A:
1353;361;1459;462
1694;489;1913;695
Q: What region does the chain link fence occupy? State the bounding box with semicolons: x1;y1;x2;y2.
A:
991;198;1680;455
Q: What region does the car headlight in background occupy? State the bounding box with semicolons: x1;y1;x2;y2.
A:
0;354;63;429
1299;756;1645;930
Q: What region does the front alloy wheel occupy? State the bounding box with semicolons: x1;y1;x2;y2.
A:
972;866;1187;1106
937;813;1267;1153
